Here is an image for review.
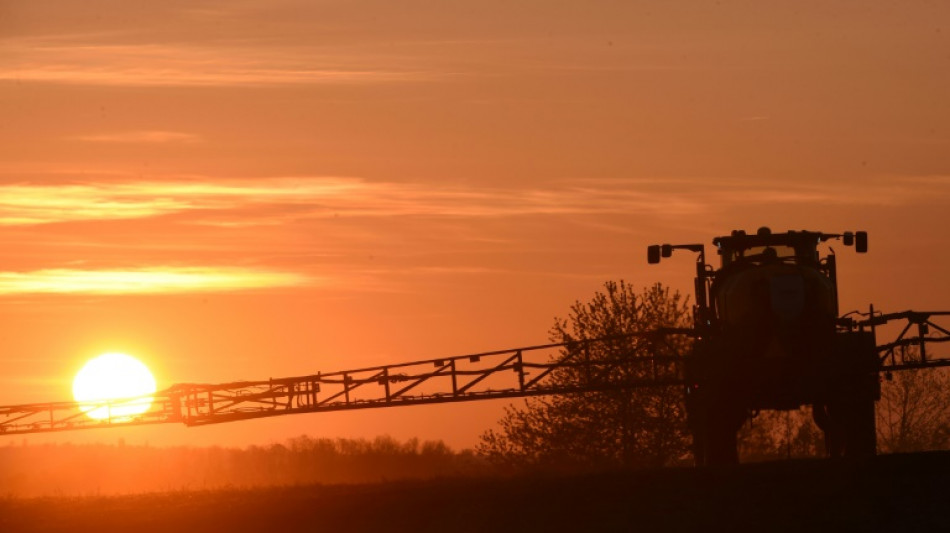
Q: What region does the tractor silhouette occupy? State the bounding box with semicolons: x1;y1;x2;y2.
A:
649;227;878;465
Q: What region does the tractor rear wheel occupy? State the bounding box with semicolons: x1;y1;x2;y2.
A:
842;397;877;458
689;403;744;466
814;397;877;459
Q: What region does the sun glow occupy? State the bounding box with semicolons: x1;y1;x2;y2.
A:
72;353;157;420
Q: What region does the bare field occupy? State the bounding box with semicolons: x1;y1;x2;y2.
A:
2;452;948;533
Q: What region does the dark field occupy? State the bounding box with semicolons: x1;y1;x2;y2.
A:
2;452;948;533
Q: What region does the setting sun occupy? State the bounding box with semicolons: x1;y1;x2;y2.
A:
72;353;157;420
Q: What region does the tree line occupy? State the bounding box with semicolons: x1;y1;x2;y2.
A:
0;436;486;498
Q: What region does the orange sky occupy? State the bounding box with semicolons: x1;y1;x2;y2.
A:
1;1;948;449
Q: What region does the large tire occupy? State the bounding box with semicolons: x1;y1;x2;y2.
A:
816;396;877;459
817;331;880;458
812;403;844;458
704;413;741;465
842;397;877;458
688;397;744;466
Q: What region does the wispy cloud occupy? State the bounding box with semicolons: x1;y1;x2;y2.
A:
0;183;192;225
0;176;945;227
0;179;364;225
0;43;430;87
0;178;694;226
72;130;202;144
0;267;310;295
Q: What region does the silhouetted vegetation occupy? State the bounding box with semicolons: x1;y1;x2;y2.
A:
478;282;693;470
738;408;826;461
878;367;950;453
0;436;486;497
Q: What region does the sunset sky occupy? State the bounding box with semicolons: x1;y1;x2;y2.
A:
1;1;948;449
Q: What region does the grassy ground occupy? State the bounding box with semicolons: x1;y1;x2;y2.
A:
2;451;948;532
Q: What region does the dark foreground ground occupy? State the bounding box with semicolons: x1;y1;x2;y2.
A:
2;451;948;533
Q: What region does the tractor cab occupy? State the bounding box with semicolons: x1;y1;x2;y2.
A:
713;227;867;269
647;227;868;328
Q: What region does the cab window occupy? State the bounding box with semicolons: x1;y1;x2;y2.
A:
728;245;797;263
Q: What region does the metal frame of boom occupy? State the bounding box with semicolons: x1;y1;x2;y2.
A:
852;308;950;371
1;309;946;437
0;329;693;436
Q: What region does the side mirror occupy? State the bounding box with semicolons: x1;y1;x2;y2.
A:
647;245;661;264
843;232;854;246
661;244;673;258
855;231;868;253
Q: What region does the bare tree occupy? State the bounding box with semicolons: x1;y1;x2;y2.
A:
877;366;950;453
737;408;824;462
478;282;693;470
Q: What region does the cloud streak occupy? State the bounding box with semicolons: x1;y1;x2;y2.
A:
0;178;690;226
0;267;310;295
0;43;431;87
0;176;944;227
72;130;202;144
